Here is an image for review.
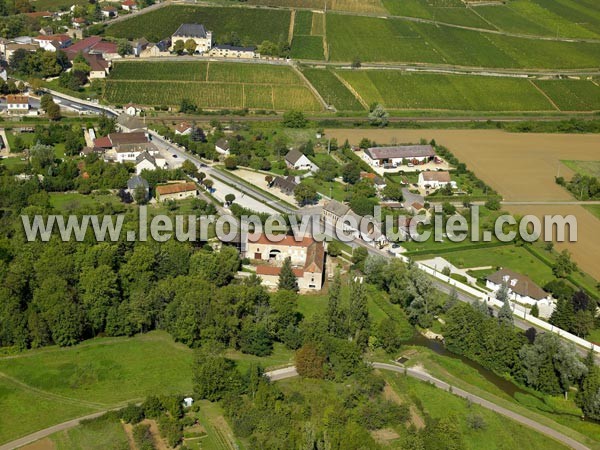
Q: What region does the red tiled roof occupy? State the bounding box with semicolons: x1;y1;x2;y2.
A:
36;34;70;43
65;36;102;56
90;41;117;54
122;0;136;5
6;95;29;105
24;11;53;18
73;17;86;23
248;233;315;248
176;122;191;133
156;182;197;196
93;136;112;148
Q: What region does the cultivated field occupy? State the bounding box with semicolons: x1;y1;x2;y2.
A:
105;61;322;111
532;80;600;111
247;0;386;13
105;5;291;43
561;160;600;178
301;68;365;110
291;11;325;60
325;128;600;279
325;13;600;68
382;0;494;29
336;71;556;111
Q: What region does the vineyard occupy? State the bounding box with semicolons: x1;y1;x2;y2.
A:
334;71;557;111
532;80;600;111
105;5;290;44
104;61;322;111
301;68;364;111
291;11;324;60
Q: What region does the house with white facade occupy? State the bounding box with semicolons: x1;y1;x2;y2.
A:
156;182;198;202
127;175;149;202
209;44;257;59
170;23;212;53
6;95;30;114
486;268;553;307
34;34;71;51
363;145;435;168
175;122;192;136
215;138;230;155
121;0;137;11
321;200;388;248
285;149;318;172
135;151;168;174
417;171;456;189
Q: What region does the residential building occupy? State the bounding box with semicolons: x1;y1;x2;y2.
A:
285;149;318;172
6;95;30;114
117;113;145;132
156;182;198;202
123;103;140;116
3;43;39;61
72;17;86;29
321;199;350;227
132;38;149;56
127;175;149;202
102;6;118;18
85;53;110;79
417;171;456;189
363;145;435;168
170;23;212;53
106;142;159;163
140;40;170;58
135;151;167;174
486;268;553;307
246;233;325;291
175;122;192;136
271;175;299;196
34;34;71;51
215;138;230;155
360;171;386;190
94;131;148;149
209;44;257;59
121;0;137;11
321;199;388;247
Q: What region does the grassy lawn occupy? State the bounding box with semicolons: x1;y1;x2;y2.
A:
49;192;125;213
584;205;600;220
0;156;27;171
51;415;129;450
302;176;347;201
383;371;571;449
561;160;600;178
225;343;294;372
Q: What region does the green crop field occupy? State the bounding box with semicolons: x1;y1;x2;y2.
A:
301;68;365;110
383;0;495;29
561;160;600;178
105;5;291;44
531;0;600;36
105;61;322;111
325;13;600;68
294;10;313;35
335;71;555;111
532;80;600;111
291;35;324;60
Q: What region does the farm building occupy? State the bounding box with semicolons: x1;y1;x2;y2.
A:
486;268;553;307
363;145;435;168
156;182;199;202
246;233;325;291
417;171;456;189
209;44;257;59
170;23;212;53
285;149;318;172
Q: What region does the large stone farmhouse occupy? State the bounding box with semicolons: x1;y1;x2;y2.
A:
363;144;436;168
170;23;213;53
246;233;325;291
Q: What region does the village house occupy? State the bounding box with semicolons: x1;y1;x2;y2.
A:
486;268;553;307
360;171;387;191
175;122;192;136
3;42;39;62
131;38;149;56
215;138;230;155
123;103;140;116
6;95;30;114
135;151;168;174
117;114;145;133
246;233;325;291
321;199;388;247
121;0;138;11
102;6;118;18
417;171;456;189
72;17;86;29
271;175;299;196
140;40;170;58
285;149;318;172
209;44;257;59
86;53;110;79
170;23;212;53
156;182;199;202
363;145;436;168
127;175;149;202
34;34;71;51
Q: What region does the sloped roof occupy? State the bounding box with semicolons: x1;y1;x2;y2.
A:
365;145;435;160
215;138;230;150
176;122;192;133
6;95;29;105
249;233;315;248
255;265;304;277
487;268;548;301
173;23;208;38
304;242;324;273
323;199;350;217
285;149;305;165
135;151;156;166
421;171;451;182
108;131;148;146
156;182;197;196
127;175;149;190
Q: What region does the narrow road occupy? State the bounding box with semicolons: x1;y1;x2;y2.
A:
265;364;590;450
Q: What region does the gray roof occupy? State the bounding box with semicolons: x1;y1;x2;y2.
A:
127;175;149;190
173;23;208;39
285;149;305;165
323;199;350;217
117;113;145;131
272;175;298;193
487;268;548;300
365;145;435;160
215;138;230;150
402;188;424;207
135;151;156;166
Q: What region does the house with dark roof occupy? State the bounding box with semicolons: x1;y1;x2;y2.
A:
170;23;212;53
215;138;230;155
285;149;318;172
246;233;325;291
101;6;118;18
117;113;145;132
272;175;299;196
321;199;388;247
363;145;435;168
127;175;149;202
486;268;552;306
418;171;456;189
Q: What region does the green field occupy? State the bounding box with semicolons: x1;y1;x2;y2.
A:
561;160;600;178
325;13;600;68
584;205;600;220
335;71;555;111
291;35;324;60
533;80;600;111
51;415;129;450
105;5;291;43
301;68;364;110
383;373;569;450
105;61;322;111
383;0;495;29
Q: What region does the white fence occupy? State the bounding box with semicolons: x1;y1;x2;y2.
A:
393;254;600;353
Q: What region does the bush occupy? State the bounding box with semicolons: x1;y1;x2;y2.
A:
119;403;144;424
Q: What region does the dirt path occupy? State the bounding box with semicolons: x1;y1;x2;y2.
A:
288;9;296;44
331;71;369;109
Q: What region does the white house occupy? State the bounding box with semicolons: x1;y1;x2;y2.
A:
170;23;212;53
175;122;192;136
121;0;137;11
285;149;318;172
209;44;257;59
34;34;71;51
363;145;435;168
101;6;118;18
215;138;230;155
486;268;553;307
417;171;456;189
183;397;193;408
6;95;30;114
135;151;168;174
123;103;140;116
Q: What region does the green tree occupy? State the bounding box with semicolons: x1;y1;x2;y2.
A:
282;110;307;128
376;318;403;353
117;39;133;57
294;182;318;206
326;271;345;337
341;162;361;184
553;250;577;278
368;104;389;127
348;280;369;348
46;101;61;120
295;342;325;378
184;38;197;54
173;40;185;55
278;257;298;292
192;346;243;401
79;265;119;334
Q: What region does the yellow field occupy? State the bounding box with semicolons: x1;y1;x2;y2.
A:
247;0;386;12
325;128;600;279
